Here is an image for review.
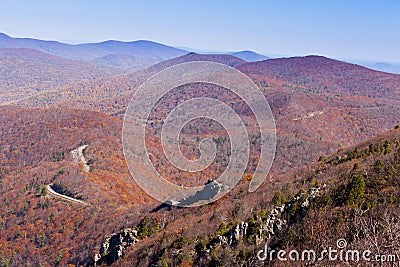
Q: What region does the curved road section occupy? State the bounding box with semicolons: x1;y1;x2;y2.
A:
46;145;91;206
71;145;90;172
47;184;87;206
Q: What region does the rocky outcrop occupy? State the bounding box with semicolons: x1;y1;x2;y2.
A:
210;221;249;249
258;204;286;241
94;228;138;266
256;186;323;244
93;186;326;265
208;185;325;253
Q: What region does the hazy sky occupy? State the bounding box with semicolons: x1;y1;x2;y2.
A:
1;0;399;62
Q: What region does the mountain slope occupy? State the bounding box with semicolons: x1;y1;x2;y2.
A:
9;55;400;173
238;56;400;171
238;55;400;99
91;54;149;70
0;106;159;265
112;126;400;266
0;48;122;103
9;52;247;114
1;106;399;266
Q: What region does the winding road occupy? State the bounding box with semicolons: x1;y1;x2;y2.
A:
46;145;91;205
46;184;87;206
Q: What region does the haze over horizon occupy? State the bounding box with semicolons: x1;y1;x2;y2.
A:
0;0;399;63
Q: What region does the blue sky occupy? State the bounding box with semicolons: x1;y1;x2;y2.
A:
0;0;399;62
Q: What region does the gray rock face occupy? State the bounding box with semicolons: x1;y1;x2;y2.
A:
260;204;286;240
256;186;323;244
94;228;138;266
210;186;324;251
210;221;249;249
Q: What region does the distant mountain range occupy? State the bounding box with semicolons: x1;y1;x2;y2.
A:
231;50;270;62
175;46;271;62
0;32;188;70
369;62;400;73
3;32;399;74
346;59;400;74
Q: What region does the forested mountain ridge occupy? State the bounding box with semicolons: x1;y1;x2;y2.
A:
0;33;188;70
0;48;123;103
